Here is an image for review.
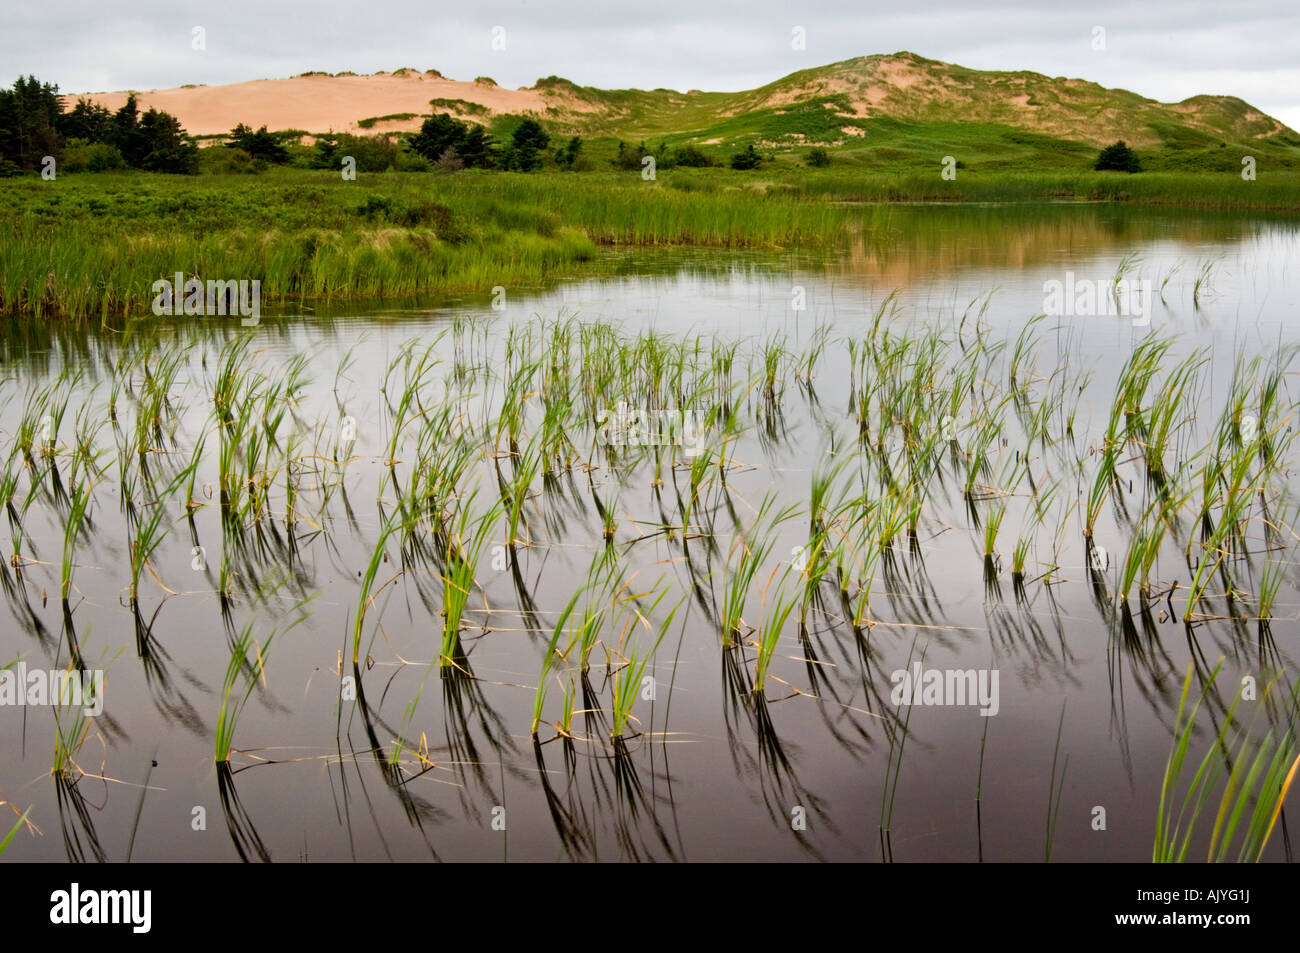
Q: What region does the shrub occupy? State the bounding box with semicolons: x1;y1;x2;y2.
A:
497;118;551;172
356;195;395;219
87;142;126;172
807;147;831;167
313;132;399;172
614;140;648;171
429;98;487;116
671;144;713;168
357;112;419;130
1095;140;1142;173
434;146;464;172
730;143;762;170
197;145;259;175
227;124;290;164
353;194;463;239
61;139;126;172
555;136;583;169
408;115;494;169
397;149;431;172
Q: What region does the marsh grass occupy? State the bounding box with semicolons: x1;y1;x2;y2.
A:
1155;660;1300;862
1117;518;1167;608
0;808;30;856
1011;535;1031;583
439;499;501;672
2;277;1300;861
52;703;91;780
610;647;654;740
215;597;312;763
982;503;1005;559
1192;258;1219;309
1255;558;1286;623
9;170;1299;323
531;593;579;738
352;512;405;667
753;563;800;694
60;482;92;602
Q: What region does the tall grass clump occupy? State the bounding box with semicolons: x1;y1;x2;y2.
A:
1154;660;1300;862
439;500;500;672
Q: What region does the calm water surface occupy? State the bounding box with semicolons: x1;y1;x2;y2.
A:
2;203;1298;861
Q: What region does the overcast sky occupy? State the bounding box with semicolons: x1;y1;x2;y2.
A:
6;1;1298;130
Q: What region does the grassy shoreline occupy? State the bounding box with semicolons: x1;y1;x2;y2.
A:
2;168;1298;321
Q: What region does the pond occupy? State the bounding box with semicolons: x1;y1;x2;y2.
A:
2;202;1298;862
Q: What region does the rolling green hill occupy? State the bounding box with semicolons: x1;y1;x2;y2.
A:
538;51;1294;145
526;51;1299;170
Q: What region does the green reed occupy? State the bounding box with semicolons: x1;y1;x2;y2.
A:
352;512;405;667
215;597;312;763
1155;660;1300;862
439;499;500;672
0;809;30;857
60;482;92;602
753;563;800;694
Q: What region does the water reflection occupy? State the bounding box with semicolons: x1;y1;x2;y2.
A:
2;204;1299;862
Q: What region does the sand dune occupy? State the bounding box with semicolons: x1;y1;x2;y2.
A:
63;53;1291;149
66;71;559;136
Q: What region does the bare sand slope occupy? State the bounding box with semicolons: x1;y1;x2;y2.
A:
66;71;561;136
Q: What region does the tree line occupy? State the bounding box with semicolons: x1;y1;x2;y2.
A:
1;74;790;177
0;76;198;175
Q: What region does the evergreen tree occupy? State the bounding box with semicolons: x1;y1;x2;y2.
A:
227;123;290;163
556;135;583;169
458;125;493;168
108;95;147;166
139;108;198;173
730;143;762;170
1094;140;1142;173
58;98;113;143
0;75;64;170
409;113;468;162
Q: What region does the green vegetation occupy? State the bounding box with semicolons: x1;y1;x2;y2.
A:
1095;140;1142;173
0;77;196;174
226;123;289;163
9;47;1300;182
0;809;30;856
428;98;488;117
357;112;420;129
5;51;1300;862
3;167;1299;322
216;598;311;763
1155;662;1300;862
408;113;494;168
730;143;763;170
3;274;1300;856
530;52;1297;158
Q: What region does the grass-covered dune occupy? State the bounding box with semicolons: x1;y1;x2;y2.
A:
3;167;1299;321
